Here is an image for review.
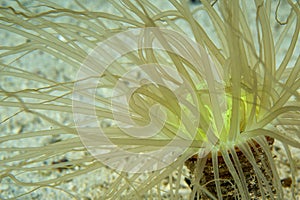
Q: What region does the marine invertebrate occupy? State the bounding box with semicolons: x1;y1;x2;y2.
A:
0;0;299;199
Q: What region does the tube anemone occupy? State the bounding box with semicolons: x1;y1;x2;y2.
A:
0;0;299;199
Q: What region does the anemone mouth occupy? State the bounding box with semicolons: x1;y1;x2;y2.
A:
185;136;276;199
